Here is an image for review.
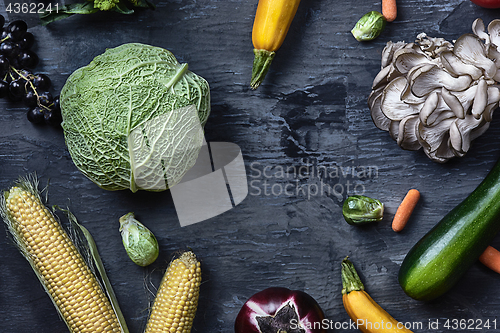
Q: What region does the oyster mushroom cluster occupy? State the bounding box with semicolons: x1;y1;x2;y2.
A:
369;18;500;162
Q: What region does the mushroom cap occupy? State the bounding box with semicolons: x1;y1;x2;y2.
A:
440;51;483;80
368;18;500;163
419;91;440;126
368;90;392;131
394;48;434;74
487;19;500;47
416;33;453;57
380;77;420;120
381;41;407;68
418;90;456;126
417;118;456;163
441;87;465;119
472;18;490;43
449;115;488;155
408;64;473;97
389;120;400;141
397;115;421;150
471;78;488;119
372;65;392;90
454;33;497;79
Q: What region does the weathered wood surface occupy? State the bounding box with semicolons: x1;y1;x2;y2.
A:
2;0;500;332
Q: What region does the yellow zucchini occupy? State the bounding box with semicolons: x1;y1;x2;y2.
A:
250;0;301;89
342;257;413;333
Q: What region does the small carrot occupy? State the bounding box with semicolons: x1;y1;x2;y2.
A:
392;189;420;232
479;246;500;274
382;0;397;22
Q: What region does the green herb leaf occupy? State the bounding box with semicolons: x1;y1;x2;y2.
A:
113;0;135;14
39;2;99;25
132;0;156;9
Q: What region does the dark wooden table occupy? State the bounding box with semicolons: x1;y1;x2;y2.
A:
2;0;500;332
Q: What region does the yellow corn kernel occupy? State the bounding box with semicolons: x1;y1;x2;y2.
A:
145;251;201;333
0;181;123;333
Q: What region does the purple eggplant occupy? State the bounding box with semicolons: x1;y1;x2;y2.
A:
234;287;327;333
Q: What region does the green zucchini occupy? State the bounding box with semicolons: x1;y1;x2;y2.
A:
398;158;500;301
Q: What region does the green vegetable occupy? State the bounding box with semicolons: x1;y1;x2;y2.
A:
119;212;159;267
351;11;386;42
94;0;120;11
60;43;210;192
399;158;500;301
40;0;155;25
342;195;384;225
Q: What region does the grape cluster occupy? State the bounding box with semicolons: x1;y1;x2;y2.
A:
0;15;61;126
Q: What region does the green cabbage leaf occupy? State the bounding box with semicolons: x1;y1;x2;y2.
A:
60;43;210;192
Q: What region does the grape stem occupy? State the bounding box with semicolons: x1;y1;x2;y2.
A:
11;66;53;111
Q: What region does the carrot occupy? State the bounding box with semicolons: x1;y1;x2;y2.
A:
382;0;397;22
392;189;420;232
479;246;500;274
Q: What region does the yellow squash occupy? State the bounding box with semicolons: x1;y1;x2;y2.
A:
342;257;413;333
250;0;301;89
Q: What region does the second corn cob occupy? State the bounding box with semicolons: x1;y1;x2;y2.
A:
0;176;126;333
144;251;201;333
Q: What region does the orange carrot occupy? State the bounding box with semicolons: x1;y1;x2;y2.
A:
479;246;500;274
392;189;420;232
382;0;397;22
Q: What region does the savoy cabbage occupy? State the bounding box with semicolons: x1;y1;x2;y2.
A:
60;43;211;192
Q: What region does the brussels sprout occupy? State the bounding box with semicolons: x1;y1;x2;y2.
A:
119;212;159;266
351;11;387;42
342;195;384;225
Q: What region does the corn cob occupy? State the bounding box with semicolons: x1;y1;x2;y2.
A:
145;251;201;333
0;176;125;333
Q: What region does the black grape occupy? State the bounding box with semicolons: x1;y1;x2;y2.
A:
0;55;9;75
9;79;25;99
38;91;53;107
23;89;38;107
6;20;27;41
18;50;39;68
1;18;59;127
44;108;62;126
33;74;51;90
0;40;20;59
18;32;34;50
27;106;44;124
0;80;9;98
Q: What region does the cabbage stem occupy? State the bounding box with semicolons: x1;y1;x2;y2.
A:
165;63;189;90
